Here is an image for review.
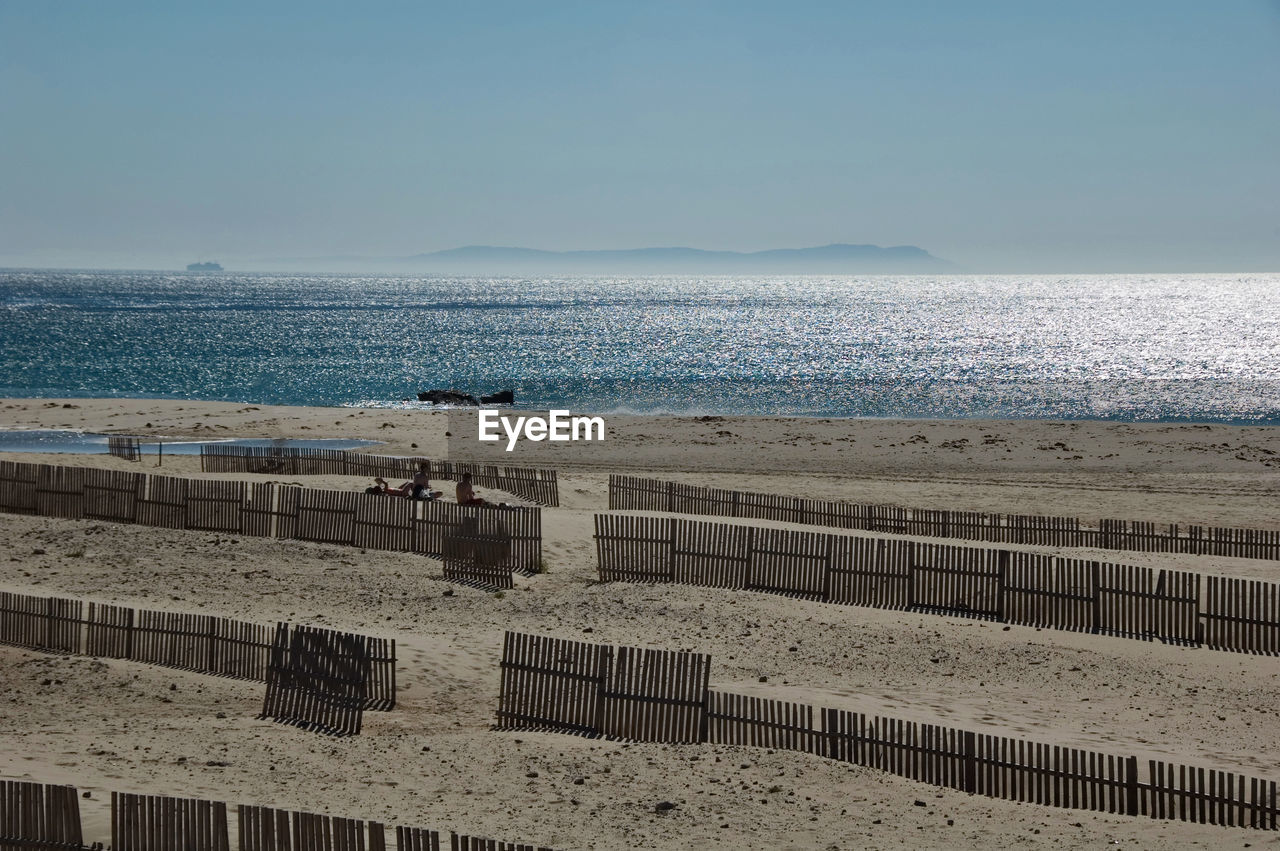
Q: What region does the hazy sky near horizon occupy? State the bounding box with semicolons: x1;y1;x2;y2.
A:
2;1;1278;272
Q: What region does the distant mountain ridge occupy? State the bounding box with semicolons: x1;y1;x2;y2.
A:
398;243;954;273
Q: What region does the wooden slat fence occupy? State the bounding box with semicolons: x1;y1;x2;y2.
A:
0;780;85;849
396;826;442;851
826;537;913;609
609;474;1280;559
1201;576;1280;655
0;459;38;514
5;782;561;850
187;479;247;533
0;461;543;588
594;514;676;584
1002;553;1095;632
138;474;187;529
825;710;1136;813
354;494;415;553
238;805;388;851
107;435;142;461
595;513;1280;655
295;489;361;545
449;835;556;851
84;467;143;523
261;623;371;736
497;631;710;744
112;791;230;851
705;690;821;754
85;601;136;660
0;591;82;654
2;593;394;705
600;644;711;743
492;631;1278;830
441;511;517;590
496;631;612;735
200;447;560;507
826;709;1275;827
35;464;85;519
415;500;541;587
1145;760;1279;828
1095;563;1200;644
237;805;562;851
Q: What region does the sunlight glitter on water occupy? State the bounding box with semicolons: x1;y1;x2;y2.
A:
2;271;1278;421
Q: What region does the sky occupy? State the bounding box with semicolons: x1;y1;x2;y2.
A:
1;1;1278;272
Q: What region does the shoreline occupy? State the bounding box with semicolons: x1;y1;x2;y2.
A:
3;394;1278;528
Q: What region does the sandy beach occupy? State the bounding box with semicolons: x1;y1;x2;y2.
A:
2;398;1278;849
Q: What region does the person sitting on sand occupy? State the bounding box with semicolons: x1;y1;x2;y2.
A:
410;463;444;500
455;471;487;506
411;463;433;500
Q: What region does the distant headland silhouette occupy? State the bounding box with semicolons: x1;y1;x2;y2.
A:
399;243;954;274
186;261;223;271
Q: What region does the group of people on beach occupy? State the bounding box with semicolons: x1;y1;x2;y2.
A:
365;463;488;506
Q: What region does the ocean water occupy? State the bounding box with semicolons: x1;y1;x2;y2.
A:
2;270;1278;423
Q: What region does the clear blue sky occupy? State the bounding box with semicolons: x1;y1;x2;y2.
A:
2;1;1278;271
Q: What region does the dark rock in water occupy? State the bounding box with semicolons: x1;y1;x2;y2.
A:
417;389;479;406
480;389;514;405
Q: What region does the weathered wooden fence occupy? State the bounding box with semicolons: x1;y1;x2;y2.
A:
449;836;555;851
240;804;387;851
113;791;230;851
497;630;710;743
200;447;559;507
261;623;373;736
0;591;396;708
0;780;86;850
0;460;542;589
0;591;82;654
107;435;142;461
595;514;1280;655
495;631;1279;830
609;474;1280;560
2;782;558;851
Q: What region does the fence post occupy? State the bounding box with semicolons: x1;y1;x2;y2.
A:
593;645;613;735
1091;561;1102;634
997;550;1010;622
962;730;977;793
906;541;916;609
699;690;710;744
125;606;135;663
1125;755;1140;816
389;639;398;711
666;481;675;513
44;595;56;652
667;519;678;583
821;534;835;603
206;616;218;676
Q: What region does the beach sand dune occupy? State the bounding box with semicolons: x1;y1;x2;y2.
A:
1;399;1277;849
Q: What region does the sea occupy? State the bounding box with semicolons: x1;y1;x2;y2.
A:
2;270;1278;424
